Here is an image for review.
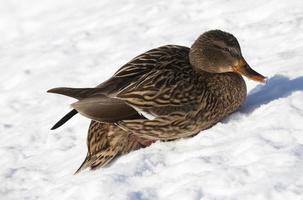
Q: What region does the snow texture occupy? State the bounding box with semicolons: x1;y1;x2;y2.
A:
1;0;303;199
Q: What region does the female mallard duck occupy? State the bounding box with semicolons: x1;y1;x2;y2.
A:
48;30;266;173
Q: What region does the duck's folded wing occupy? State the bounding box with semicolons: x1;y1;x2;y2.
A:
106;46;201;112
90;45;199;121
48;45;194;126
95;45;190;95
48;88;143;125
71;95;142;122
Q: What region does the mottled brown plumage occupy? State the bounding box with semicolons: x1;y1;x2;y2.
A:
75;120;153;173
48;30;266;173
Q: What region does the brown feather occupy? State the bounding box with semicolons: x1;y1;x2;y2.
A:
75;121;153;173
71;95;143;122
47;87;102;100
48;30;255;172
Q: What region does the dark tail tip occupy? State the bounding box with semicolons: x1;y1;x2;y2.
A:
50;123;61;130
47;87;67;94
47;88;56;93
47;87;99;100
50;109;78;130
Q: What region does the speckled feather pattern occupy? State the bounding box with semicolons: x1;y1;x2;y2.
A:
76;121;153;173
75;45;247;171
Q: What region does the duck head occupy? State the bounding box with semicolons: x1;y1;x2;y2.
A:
189;30;267;83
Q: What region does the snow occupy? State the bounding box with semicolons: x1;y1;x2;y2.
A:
1;0;303;199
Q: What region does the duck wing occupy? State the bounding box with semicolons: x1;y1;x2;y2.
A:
48;91;143;128
76;45;201;121
112;45;202;116
49;45;202;128
71;95;143;122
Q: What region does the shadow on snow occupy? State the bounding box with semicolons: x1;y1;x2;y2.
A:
240;74;303;113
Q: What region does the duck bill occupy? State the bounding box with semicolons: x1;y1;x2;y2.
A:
233;58;267;83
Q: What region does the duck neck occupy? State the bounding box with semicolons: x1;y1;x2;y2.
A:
189;51;213;74
189;38;217;74
189;40;204;73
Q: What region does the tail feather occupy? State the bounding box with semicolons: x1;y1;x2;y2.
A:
51;109;78;130
47;86;105;130
47;87;101;100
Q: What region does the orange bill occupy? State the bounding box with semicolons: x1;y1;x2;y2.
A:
233;58;267;83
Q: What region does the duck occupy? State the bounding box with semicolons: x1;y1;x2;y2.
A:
48;30;267;173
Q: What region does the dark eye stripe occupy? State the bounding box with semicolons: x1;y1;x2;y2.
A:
212;44;230;52
212;44;224;50
212;44;239;57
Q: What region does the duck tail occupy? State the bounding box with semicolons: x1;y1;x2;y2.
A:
47;87;100;100
50;109;78;130
47;87;103;130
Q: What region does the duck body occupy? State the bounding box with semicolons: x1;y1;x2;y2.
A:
49;30;265;173
97;45;247;139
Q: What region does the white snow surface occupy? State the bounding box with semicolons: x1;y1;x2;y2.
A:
1;0;303;199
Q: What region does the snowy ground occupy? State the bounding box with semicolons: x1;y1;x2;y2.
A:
1;0;303;199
